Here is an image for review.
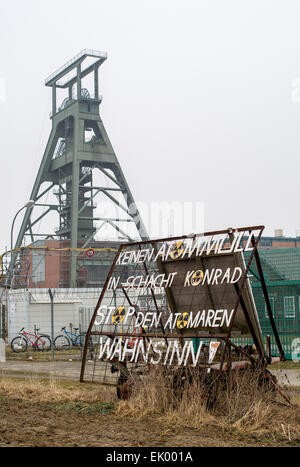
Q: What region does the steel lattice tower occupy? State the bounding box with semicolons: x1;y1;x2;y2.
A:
10;49;148;286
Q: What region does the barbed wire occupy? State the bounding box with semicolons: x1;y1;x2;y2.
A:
0;245;118;281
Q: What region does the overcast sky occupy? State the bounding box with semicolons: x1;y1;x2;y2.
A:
1;0;300;252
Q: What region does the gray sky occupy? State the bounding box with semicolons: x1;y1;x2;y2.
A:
1;0;300;253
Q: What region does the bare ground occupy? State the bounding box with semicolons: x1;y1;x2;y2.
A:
0;396;298;447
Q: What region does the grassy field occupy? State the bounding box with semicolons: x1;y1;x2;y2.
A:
0;367;299;447
5;345;82;361
271;360;300;369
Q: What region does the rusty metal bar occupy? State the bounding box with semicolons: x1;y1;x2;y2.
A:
121;287;152;345
122;225;265;248
139;244;170;345
266;335;271;360
251;236;285;361
80;244;123;382
90;331;229;339
233;283;263;357
219;226;264;370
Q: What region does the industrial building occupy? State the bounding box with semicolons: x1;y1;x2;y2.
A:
7;49;148;289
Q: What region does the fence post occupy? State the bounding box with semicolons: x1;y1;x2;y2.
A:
48;288;55;360
1;304;5;340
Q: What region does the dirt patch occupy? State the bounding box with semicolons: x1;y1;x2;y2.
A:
0;396;295;447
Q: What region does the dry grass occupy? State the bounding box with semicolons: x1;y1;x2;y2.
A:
116;366;300;444
116;366;215;427
5;345;82;362
0;374;115;404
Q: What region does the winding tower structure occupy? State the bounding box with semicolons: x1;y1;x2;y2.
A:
11;49;148;287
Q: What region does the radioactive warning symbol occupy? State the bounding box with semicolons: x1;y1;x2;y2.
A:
176;312;189;329
191;269;204;286
169;241;185;260
112;307;126;325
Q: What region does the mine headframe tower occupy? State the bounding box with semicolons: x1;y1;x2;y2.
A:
10;49;148;287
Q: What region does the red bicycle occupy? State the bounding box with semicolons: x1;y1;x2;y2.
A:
11;328;52;352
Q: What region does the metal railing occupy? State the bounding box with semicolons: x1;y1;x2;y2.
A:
45;49;107;85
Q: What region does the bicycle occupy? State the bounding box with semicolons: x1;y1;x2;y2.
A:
53;326;86;350
11;328;52;353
